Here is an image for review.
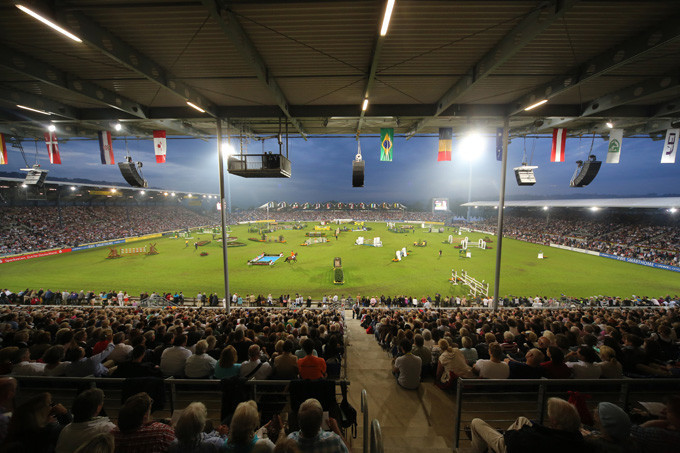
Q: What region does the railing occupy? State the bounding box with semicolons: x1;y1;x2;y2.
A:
361;389;368;453
370;419;383;453
452;377;680;452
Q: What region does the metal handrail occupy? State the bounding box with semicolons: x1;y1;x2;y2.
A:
370;419;383;453
361;389;368;453
452;376;680;451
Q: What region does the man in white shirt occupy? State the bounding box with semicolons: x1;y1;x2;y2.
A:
392;340;422;390
473;343;510;379
239;344;271;380
55;388;115;453
10;348;46;376
117;291;124;307
160;334;192;377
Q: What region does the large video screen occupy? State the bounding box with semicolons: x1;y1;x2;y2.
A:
433;198;449;211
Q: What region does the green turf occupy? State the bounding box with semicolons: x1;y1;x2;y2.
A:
1;223;679;298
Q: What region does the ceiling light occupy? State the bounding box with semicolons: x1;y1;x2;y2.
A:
17;104;50;115
524;99;548;111
186;101;205;113
114;123;122;131
140;190;145;195
380;0;396;36
590;206;599;211
543;206;549;211
70;186;76;191
16;4;83;43
47;124;56;132
606;121;614;129
670;208;677;214
361;99;369;111
460;131;486;161
474;206;478;209
171;192;176;197
21;184;27;188
111;188;116;193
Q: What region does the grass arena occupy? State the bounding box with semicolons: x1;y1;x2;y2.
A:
2;222;679;299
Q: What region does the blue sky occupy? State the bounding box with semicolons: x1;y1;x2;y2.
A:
3;131;678;208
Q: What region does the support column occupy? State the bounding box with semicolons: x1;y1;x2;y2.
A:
492;117;509;309
216;119;230;311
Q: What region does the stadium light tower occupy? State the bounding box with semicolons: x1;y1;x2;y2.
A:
460;131;486;220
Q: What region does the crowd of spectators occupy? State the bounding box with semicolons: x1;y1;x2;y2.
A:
0;206;214;256
227;209;450;224
470;214;680;266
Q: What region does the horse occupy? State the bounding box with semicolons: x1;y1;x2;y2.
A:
285;253;298;263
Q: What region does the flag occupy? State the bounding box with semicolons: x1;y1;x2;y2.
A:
661;128;679;164
606;128;623;164
550;128;566;162
0;134;7;165
380;128;393;162
98;131;115;165
153;130;166;163
495;128;503;161
438;128;452;161
44;132;61;164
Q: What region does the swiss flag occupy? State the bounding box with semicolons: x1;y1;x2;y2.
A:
44;132;61;164
153;130;166;163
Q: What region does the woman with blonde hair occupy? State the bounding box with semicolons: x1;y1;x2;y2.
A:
225;401;275;452
436;339;474;390
214;345;240;379
595;345;623;379
169;402;224;453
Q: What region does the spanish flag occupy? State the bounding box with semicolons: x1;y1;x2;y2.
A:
438;128;452;161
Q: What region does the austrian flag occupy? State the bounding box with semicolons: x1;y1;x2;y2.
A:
551;128;566;162
153;130;167;163
44;132;61;164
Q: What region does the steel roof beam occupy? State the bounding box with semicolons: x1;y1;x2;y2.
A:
510;15;680;115
653;96;680;117
64;10;217;121
407;0;575;136
0;84;80;119
356;0;391;135
0;44;148;119
202;0;307;138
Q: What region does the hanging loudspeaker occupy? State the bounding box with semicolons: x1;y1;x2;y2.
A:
352;160;365;187
118;161;148;188
570;155;601;187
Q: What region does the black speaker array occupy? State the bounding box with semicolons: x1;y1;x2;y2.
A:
352;160;365;187
118;162;148;188
570;157;601;187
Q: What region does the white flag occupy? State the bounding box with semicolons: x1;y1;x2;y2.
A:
661;129;678;164
606;128;623;164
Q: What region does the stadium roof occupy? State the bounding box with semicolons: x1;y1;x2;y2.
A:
1;1;680;141
463;197;680;209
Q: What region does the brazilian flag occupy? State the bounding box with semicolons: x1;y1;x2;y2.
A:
380;128;393;162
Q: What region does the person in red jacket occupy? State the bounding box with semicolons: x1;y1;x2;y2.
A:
298;339;326;380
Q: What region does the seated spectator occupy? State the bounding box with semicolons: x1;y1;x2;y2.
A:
55;388;116;453
501;332;519;356
240;344;272;380
160;334;192;378
3;392;72;453
541;346;572;379
42;346;70;377
392;339;422;389
0;377;17;444
506;348;545;379
272;340;298;380
470;397;585;453
287;398;348;453
411;334;432;376
112;392;175;453
473;342;509;379
298;339;327;380
566;346;602;379
64;343;114;377
630;395;680;453
436;339;474;389
108;332;133;364
184;340;217;379
10;347;46;376
213;346;241;380
596;346;623;379
475;332;497;360
583;402;634;452
460;336;478;365
169;402;225;453
110;345;162;378
224;400;274;452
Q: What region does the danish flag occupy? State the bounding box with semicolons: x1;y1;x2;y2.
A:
44;132;61;164
153;130;166;163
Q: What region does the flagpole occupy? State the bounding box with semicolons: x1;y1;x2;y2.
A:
492;117;509;310
216;119;230;311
